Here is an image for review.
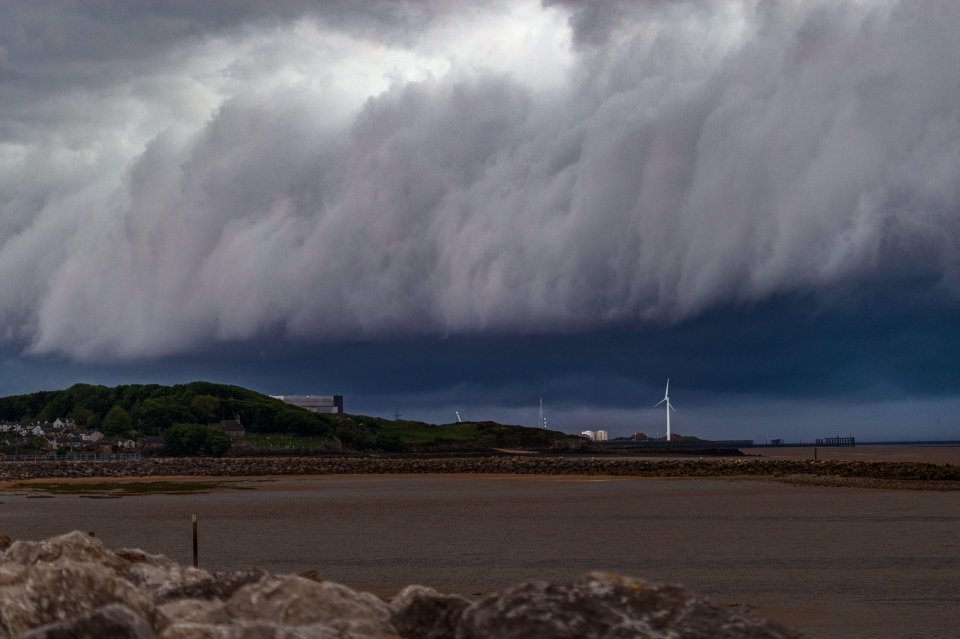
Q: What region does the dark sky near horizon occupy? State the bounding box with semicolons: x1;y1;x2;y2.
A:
1;1;959;440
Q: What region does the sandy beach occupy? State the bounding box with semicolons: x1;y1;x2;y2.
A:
1;471;958;638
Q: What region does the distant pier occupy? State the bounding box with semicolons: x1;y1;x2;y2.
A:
815;436;856;447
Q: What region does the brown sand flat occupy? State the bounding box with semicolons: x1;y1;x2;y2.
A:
1;474;959;638
0;474;243;490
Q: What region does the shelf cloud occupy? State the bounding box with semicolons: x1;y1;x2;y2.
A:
1;0;959;361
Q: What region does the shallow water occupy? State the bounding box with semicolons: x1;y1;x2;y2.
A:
1;474;958;638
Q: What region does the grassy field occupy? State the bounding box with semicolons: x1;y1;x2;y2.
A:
243;433;335;449
371;419;570;449
242;420;574;451
373;421;487;445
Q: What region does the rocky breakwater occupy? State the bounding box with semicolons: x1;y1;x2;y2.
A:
0;531;795;638
2;455;960;486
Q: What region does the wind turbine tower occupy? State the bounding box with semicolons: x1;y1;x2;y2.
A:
539;397;547;429
654;379;676;441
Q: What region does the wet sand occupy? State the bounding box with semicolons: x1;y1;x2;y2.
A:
1;474;959;638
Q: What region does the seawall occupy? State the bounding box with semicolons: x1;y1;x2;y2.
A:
1;455;959;487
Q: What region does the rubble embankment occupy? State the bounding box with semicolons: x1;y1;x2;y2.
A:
1;455;958;489
0;531;797;639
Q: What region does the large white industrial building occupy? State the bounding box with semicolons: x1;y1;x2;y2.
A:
580;429;608;441
271;395;344;414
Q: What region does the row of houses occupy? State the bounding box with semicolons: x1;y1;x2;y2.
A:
0;417;248;452
0;418;83;439
1;418;109;440
0;421;164;453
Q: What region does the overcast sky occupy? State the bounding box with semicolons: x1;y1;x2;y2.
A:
1;1;959;440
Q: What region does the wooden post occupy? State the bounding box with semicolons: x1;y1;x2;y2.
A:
813;446;818;462
192;514;198;568
88;531;96;538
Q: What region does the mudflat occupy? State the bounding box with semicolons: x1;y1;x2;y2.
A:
2;474;959;639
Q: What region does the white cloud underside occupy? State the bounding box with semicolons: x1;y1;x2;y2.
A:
0;0;958;360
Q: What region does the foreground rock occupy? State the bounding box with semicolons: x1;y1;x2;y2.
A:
0;532;797;638
457;574;792;639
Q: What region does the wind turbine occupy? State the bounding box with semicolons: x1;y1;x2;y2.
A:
654;379;676;441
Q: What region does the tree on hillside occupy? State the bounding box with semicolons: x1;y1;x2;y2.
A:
69;406;97;427
189;395;221;423
102;405;133;437
67;384;117;417
163;423;230;456
37;393;73;423
138;398;194;435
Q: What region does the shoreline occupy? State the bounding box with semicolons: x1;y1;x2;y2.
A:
1;455;959;491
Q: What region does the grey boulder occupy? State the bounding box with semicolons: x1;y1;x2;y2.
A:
455;572;798;639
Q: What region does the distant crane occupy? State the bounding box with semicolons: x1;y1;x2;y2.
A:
455;411;463;423
654;379;676;441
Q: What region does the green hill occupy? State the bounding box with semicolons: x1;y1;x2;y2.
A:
0;381;577;452
372;418;575;450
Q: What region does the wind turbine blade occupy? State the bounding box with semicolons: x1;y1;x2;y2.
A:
654;398;667;407
669;403;676;412
665;378;670;397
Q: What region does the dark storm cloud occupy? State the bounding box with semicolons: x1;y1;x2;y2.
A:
1;0;959;361
4;297;959;438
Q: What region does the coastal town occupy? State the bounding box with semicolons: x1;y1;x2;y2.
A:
0;417;246;457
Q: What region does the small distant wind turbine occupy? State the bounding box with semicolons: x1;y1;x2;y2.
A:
455;411;463;423
654;379;676;441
